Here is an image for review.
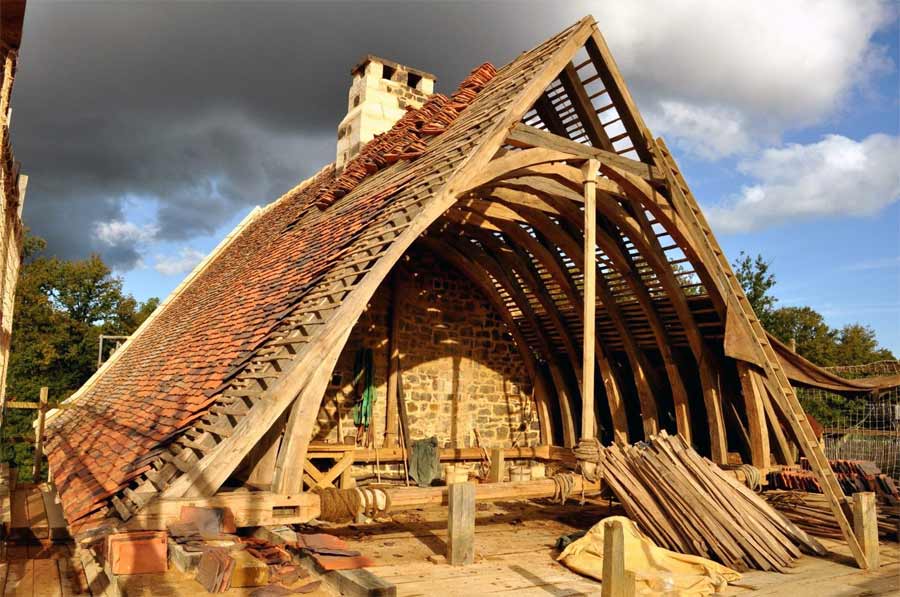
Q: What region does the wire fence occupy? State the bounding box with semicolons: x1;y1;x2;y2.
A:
797;360;900;481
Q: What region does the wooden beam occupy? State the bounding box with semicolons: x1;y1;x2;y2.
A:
125;491;321;530
448;482;475;566
383;271;403;448
601;519;635;597
271;326;354;495
559;63;615;151
519;176;692;442
582;159;599;440
476;213;629;444
506;123;662;181
852;492;879;570
736;362;771;470
523;207;660;438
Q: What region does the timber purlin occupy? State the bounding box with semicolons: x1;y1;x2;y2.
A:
41;14;873;568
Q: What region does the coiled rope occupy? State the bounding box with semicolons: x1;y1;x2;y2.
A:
574;437;602;481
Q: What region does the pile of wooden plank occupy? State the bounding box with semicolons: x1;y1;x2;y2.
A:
765;490;900;541
595;431;825;571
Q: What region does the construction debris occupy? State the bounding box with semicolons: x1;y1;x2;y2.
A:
593;431;825;571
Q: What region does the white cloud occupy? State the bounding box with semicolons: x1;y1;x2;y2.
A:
94;219;158;246
647;101;752;159
588;0;894;158
153;247;206;276
707;134;900;233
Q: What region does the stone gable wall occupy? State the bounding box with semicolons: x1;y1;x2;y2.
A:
313;246;540;450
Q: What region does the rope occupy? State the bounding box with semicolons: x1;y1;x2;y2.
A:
357;487;392;518
551;473;576;505
314;487;362;523
574;437;602;481
739;464;762;492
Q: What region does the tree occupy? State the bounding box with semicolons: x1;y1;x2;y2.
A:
766;306;837;366
833;324;894;365
3;232;159;476
733;251;777;328
732;251;894;367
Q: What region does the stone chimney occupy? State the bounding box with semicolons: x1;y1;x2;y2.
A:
336;55;436;170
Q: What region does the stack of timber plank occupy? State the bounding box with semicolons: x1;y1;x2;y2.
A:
595;431;825;571
766;490;900;541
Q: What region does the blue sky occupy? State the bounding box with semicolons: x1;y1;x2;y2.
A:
14;1;900;354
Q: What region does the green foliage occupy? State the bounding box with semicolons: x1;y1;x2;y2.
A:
733;252;894;367
2;232;158;478
733;251;777;329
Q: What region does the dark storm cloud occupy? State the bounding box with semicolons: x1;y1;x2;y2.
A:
12;0;591;268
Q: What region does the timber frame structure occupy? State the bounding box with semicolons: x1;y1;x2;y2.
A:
44;16;873;566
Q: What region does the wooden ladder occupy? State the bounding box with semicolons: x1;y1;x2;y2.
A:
650;137;868;569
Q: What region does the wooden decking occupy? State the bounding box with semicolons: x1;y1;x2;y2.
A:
3;484;898;595
333;498;900;596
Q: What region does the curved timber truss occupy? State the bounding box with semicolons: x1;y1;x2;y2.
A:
81;16;865;567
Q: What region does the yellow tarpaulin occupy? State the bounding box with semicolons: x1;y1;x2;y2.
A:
558;516;741;596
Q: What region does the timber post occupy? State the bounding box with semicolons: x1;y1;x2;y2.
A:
601;519;635;597
581;159;599;441
852;492;879;570
32;386;48;481
487;448;504;483
448;481;475;566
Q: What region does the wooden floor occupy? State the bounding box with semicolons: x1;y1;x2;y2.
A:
3;485;898;595
332;497;900;596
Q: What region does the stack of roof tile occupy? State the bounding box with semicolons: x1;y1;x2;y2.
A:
315;62;497;208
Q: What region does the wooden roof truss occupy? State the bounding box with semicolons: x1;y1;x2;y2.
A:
88;16;867;568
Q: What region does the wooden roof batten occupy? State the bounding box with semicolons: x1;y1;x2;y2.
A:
45;15;869;568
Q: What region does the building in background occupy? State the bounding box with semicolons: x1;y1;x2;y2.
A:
0;0;27;424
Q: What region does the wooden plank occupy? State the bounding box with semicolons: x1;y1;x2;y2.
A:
581;159;599;440
25;486;48;540
448;482;476;566
31;558;61;597
852;492;879;570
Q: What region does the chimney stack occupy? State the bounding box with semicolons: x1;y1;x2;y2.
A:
336;55;436;170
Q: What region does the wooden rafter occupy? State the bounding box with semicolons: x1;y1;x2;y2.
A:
442;232;579;447
469;208;629;443
419;237;555;444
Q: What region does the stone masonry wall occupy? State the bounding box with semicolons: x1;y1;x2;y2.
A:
313;246;540;451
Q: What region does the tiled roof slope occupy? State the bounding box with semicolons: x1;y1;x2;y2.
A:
45;18;589;528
